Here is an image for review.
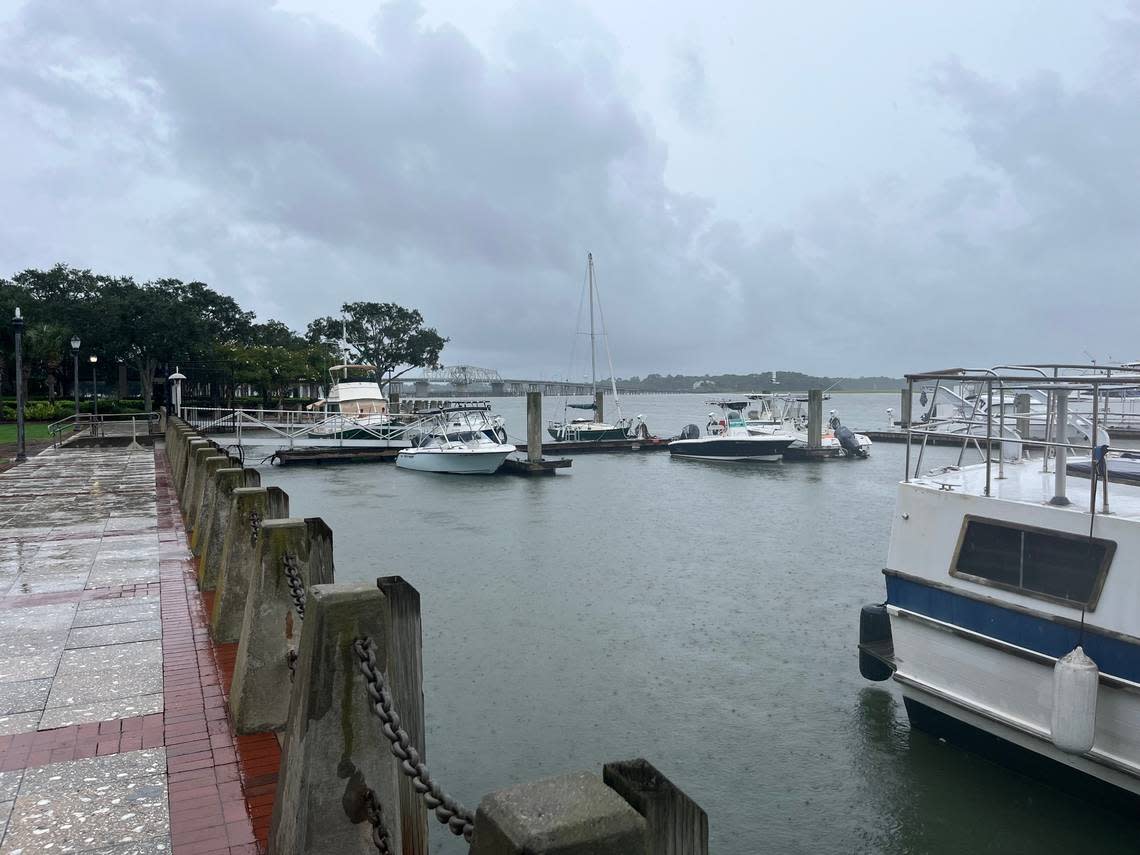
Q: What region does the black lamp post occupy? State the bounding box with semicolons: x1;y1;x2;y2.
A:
71;335;80;420
89;355;99;421
12;308;26;464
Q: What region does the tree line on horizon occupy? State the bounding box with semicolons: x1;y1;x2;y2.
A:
617;372;904;393
0;264;447;414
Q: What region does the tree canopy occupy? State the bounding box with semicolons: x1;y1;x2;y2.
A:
1;265;447;412
307;301;447;390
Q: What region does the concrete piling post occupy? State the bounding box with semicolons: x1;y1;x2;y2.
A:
197;468;253;590
231;518;334;733
268;583;407;855
469;771;649;854
179;439;211;504
189;455;230;554
527;391;542;464
594;390;604;424
375;576;428;852
807;389;823;450
603;759;709;855
211;486;290;642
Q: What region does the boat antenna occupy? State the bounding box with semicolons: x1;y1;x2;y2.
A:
590;256;624;422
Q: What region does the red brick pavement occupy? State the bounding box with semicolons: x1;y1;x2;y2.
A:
0;448;282;855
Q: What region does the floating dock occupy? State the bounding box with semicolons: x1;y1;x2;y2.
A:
270;446;400;465
500;454;572;476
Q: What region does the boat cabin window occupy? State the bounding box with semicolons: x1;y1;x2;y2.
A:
950;516;1114;609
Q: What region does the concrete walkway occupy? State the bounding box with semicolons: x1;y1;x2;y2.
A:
0;446;274;854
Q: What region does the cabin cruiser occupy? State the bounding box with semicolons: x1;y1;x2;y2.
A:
859;367;1140;805
308;363;405;441
396;405;515;474
743;393;871;458
669;401;795;461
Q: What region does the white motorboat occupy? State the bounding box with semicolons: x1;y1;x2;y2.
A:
859;366;1140;806
309;363;406;441
669;401;795;461
396;406;514;475
742;393;871;458
548;253;651;443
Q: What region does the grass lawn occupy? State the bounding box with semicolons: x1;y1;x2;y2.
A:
0;422;55;443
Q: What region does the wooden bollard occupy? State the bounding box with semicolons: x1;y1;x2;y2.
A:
807;389;823;450
268;583;411;855
230;518;334;733
197;468;257;590
470;771;648;854
526;391;542;464
603;759;708;855
211;486;289;642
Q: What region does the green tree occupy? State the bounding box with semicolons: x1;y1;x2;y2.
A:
307;302;447;390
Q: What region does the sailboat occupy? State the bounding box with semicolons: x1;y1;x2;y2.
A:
548;253;648;442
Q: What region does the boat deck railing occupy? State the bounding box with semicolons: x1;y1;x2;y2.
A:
904;365;1140;504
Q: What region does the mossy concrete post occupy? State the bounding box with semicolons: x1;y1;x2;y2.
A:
211;486;290;642
603;759;708;855
231;518;334;734
175;435;205;497
376;576;428;853
469;771;648;854
268;582;405;855
171;425;195;488
181;441;213;510
197;468;246;590
190;455;230;555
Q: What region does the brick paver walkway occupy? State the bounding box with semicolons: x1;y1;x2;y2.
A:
0;445;280;854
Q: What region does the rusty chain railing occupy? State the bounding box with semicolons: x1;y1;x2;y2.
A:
362;787;394;854
352;637;475;843
282;551;305;681
249;510;263;545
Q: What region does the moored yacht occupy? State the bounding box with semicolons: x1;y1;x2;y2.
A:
743;393;871;458
309;363;405;441
396;405;515;475
669;401;795;461
858;367;1140;805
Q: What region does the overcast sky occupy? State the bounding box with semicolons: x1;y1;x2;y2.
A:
2;0;1137;378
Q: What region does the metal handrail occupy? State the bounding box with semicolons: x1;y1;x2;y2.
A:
49;412;160;446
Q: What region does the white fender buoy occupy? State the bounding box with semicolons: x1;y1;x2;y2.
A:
1051;646;1099;755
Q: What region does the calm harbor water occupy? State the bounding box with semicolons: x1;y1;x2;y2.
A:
254;393;1137;854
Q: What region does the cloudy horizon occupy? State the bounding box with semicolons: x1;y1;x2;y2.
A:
2;0;1137;380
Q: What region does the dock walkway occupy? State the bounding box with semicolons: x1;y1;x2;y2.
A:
0;444;277;853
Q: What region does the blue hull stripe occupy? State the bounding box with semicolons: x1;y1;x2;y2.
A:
886;575;1140;684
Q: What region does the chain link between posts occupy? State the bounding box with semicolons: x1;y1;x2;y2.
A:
249;510;263;546
363;787;393;854
281;550;305;682
352;637;475;842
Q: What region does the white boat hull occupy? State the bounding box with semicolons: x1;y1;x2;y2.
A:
395;445;514;474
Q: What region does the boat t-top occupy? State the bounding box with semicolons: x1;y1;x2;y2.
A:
668;400;796;462
548;253;650;443
395;404;515;475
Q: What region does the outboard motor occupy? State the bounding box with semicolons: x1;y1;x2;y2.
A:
834;424;868;458
679;424;701;440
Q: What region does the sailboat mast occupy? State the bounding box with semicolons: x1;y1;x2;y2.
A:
588;252;597;398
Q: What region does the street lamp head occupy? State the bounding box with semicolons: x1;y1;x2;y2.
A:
11;307;23;331
89;355;98;364
71;335;80;351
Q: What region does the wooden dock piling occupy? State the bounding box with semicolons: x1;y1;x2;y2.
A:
807;389;823;450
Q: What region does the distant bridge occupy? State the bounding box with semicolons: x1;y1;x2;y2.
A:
396;365;640;396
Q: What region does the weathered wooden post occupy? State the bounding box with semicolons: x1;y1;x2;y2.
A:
268;583;412;855
197;467;258;590
211;486;290;641
1015;392;1030;447
807;389;823;450
900;387;912;429
376;576;429;853
231;518;334;733
603;759;708;855
595;390;604;424
527;391;542;464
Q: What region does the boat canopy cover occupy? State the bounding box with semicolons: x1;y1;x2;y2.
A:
567;402;597;410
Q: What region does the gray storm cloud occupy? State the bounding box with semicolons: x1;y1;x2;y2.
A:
1;0;1137;377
